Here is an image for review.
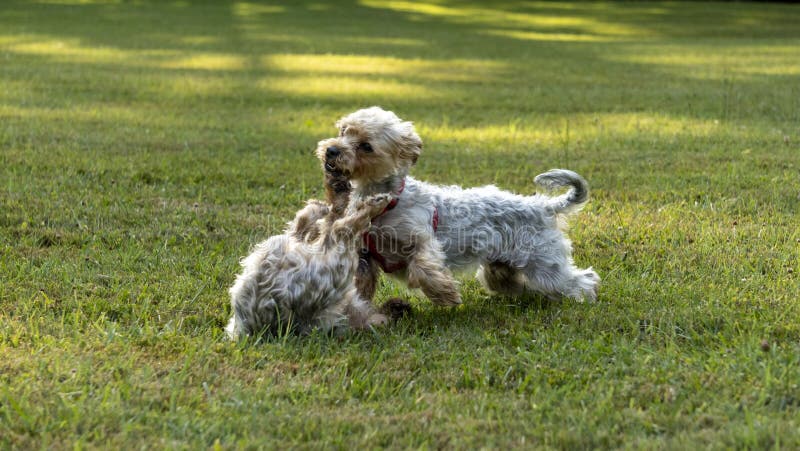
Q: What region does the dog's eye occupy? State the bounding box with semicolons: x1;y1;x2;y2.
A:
339;127;346;137
359;142;373;153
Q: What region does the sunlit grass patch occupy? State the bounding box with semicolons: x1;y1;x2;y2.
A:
484;29;622;43
608;44;800;79
161;54;248;71
232;1;285;17
267;53;508;82
361;0;648;37
263;75;438;100
6;38;136;62
423;112;726;146
3;36;180;67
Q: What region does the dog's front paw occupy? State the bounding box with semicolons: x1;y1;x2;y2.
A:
361;194;392;215
325;171;350;193
380;297;413;320
366;193;392;206
366;313;389;328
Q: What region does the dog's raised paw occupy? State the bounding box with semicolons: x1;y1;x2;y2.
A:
367;193;392;206
361;194;392;214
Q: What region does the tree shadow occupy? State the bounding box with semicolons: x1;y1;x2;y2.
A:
3;0;798;209
3;0;798;124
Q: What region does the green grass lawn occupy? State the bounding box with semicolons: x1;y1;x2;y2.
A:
2;0;799;448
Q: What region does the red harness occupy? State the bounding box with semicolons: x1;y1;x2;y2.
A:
363;179;439;273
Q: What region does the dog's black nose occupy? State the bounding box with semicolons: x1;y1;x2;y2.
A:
326;146;340;158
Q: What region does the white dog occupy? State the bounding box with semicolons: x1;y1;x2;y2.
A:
226;169;399;339
316;107;600;306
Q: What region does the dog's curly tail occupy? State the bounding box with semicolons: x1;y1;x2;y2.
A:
534;169;589;213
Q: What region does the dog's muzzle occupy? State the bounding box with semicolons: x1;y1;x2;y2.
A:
325;146;340;158
324;146;341;173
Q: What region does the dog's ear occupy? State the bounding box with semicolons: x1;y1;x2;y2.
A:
397;121;422;166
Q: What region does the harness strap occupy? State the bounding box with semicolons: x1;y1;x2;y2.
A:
362;179;439;273
377;178;404;216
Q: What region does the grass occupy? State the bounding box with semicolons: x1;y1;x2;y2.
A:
1;0;799;448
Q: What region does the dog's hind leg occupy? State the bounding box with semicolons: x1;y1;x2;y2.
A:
522;260;600;302
355;249;380;301
477;261;527;296
406;243;462;306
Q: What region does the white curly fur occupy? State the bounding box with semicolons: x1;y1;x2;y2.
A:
316;107;600;306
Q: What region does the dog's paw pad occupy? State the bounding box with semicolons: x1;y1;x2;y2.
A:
367;313;389;327
368;193;392;204
365;194;392;209
381;297;413;320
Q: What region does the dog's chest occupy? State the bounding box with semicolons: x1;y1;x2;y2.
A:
364;210;422;273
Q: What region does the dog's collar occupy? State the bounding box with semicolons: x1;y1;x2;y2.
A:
364;177;440;274
382;177;405;214
368;177;405;219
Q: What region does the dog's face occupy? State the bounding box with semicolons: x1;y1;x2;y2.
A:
315;107;422;185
